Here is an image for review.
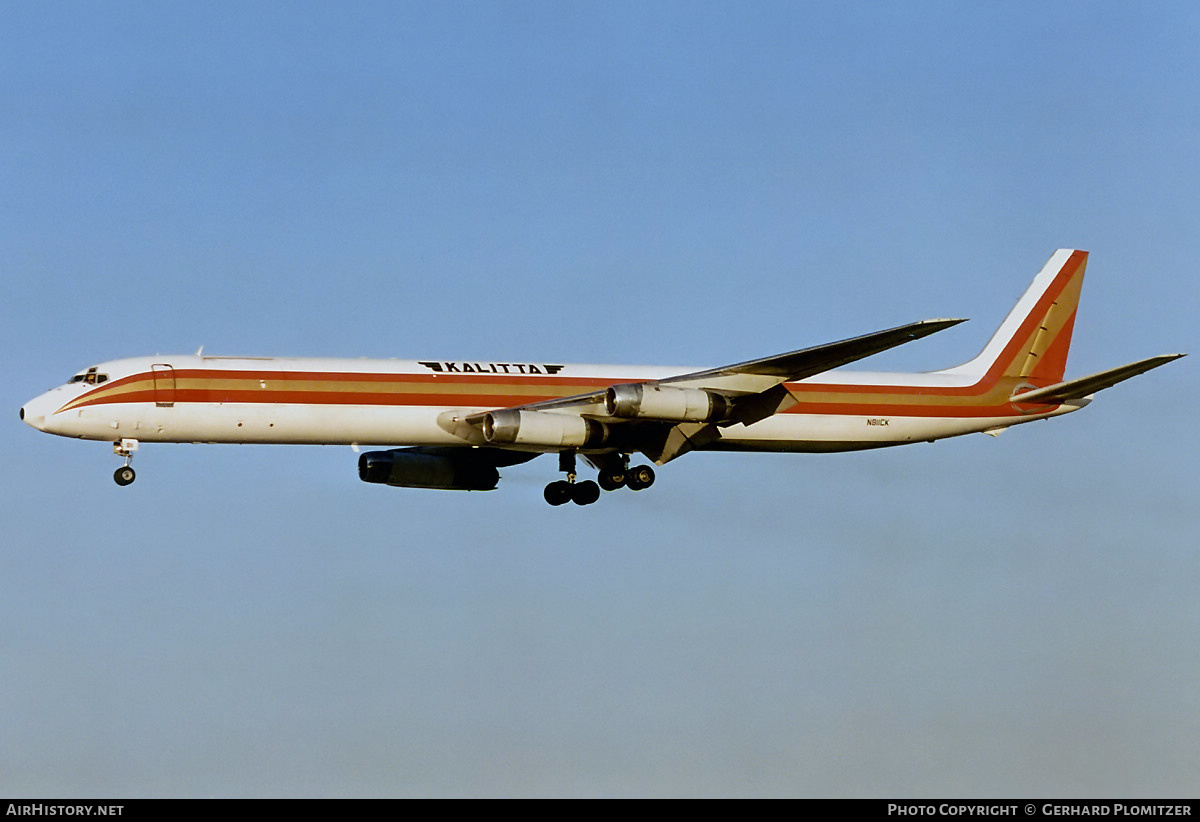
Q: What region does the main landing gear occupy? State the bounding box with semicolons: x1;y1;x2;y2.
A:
543;452;655;506
113;438;138;486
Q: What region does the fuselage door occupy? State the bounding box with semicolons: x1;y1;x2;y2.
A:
152;364;176;407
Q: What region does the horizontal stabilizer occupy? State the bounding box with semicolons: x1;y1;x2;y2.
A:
1011;354;1185;404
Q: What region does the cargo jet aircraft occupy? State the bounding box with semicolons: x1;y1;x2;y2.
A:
20;250;1183;505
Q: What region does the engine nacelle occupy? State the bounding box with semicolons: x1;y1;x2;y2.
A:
358;449;499;491
604;383;732;423
482;409;608;448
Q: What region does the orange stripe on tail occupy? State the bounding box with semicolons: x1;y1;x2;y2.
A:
941;249;1088;387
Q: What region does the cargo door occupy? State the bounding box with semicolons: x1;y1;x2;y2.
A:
152;364;176;407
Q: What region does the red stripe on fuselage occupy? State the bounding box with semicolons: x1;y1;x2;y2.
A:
57;366;1033;419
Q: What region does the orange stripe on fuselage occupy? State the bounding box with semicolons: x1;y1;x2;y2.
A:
56;365;1039;419
55;369;613;414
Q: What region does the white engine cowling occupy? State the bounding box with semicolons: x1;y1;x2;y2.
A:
604;383;732;423
483;409;609;448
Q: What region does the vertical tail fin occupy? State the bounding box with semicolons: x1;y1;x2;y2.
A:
941;249;1088;385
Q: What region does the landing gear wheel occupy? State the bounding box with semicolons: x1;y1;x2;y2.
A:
626;464;655;491
112;439;139;487
570;480;601;506
598;467;627;491
544;480;573;506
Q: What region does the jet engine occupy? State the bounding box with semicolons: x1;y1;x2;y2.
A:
604;383;732;423
358;448;500;491
482;409;609;448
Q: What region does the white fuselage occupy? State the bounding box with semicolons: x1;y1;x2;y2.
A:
21;354;1082;454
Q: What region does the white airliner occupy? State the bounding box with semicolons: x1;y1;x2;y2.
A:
21;250;1183;505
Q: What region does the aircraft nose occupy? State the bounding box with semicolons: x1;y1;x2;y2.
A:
21;405;42;430
20;396;48;431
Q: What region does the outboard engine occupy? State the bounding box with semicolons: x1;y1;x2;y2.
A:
604;383;732;423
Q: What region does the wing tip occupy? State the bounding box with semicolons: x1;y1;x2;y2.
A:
912;317;968;336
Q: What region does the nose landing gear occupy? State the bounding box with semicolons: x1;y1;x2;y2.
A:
112;438;138;486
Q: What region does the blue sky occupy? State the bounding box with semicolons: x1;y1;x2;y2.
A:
3;1;1197;797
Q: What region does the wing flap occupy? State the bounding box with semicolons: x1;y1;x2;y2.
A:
639;421;722;465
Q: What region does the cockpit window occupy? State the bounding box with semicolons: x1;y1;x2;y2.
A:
68;367;108;385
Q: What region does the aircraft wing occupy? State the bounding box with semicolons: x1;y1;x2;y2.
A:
660;317;967;391
453;317;965;463
655;317;966;430
508;317;964;415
